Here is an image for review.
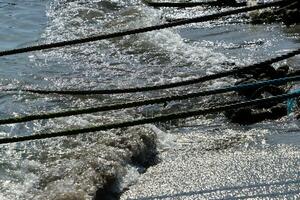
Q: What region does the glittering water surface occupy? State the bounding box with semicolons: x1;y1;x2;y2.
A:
0;0;299;199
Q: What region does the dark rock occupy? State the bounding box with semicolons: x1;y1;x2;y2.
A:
250;1;300;25
225;64;299;125
269;103;287;119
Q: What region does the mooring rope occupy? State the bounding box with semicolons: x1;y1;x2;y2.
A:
4;48;300;95
143;0;247;8
274;1;299;14
1;75;300;125
1;91;300;144
0;0;293;58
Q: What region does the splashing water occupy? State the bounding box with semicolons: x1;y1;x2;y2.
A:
0;0;299;199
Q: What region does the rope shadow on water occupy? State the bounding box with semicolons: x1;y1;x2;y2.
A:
127;179;300;200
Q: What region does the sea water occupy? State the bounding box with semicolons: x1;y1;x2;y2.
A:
0;0;299;199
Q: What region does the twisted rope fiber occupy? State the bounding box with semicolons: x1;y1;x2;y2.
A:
1;75;300;125
0;0;293;58
1;92;300;144
5;48;300;94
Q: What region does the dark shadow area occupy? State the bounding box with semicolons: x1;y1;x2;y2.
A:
93;177;120;200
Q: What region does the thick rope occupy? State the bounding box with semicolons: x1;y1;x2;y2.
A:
1;75;300;125
0;0;293;58
1;91;300;144
143;0;247;8
5;48;300;95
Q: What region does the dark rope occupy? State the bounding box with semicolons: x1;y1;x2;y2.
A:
0;0;292;58
1;75;300;125
5;48;300;95
143;0;247;8
1;91;300;144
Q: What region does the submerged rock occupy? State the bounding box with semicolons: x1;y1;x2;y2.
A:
225;64;300;125
249;1;300;25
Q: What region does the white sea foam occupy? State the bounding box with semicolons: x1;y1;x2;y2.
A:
2;0;299;199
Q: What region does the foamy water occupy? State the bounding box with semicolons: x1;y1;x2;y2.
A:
0;0;299;199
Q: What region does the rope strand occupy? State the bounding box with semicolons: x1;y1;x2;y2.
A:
1;75;300;125
0;0;292;57
4;48;300;94
1;91;299;144
143;0;247;8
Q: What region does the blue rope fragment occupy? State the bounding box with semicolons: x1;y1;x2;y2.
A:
287;88;300;114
